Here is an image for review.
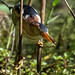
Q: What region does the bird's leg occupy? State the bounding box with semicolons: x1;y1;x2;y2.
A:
38;40;43;47
14;56;25;70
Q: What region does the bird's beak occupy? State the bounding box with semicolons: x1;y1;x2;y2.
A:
42;32;56;46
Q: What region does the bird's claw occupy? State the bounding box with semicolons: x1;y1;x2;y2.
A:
15;57;25;70
38;40;43;47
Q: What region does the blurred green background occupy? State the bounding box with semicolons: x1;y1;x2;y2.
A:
0;0;75;75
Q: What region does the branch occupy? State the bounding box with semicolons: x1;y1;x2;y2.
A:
40;0;46;24
64;0;75;19
17;0;23;75
28;0;33;6
37;0;46;74
1;0;13;10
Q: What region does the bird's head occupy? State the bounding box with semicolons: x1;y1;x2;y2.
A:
34;22;56;46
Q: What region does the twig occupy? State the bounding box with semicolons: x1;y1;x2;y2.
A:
64;58;66;69
17;0;23;75
64;0;75;19
37;0;46;74
1;0;13;10
5;28;15;75
28;0;33;6
8;28;15;62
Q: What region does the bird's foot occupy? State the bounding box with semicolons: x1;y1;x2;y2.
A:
15;57;25;70
38;40;43;47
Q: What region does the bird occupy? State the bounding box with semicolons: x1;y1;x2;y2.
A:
12;3;56;47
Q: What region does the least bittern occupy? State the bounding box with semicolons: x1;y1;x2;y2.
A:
12;3;56;46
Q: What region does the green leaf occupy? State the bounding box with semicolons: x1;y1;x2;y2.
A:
64;53;67;58
42;61;47;65
27;55;32;58
52;0;60;7
30;60;37;67
48;7;54;20
53;55;63;60
46;7;54;25
41;72;47;75
0;4;10;14
0;48;4;51
47;15;59;24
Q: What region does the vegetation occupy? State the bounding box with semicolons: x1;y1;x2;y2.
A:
0;0;75;75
